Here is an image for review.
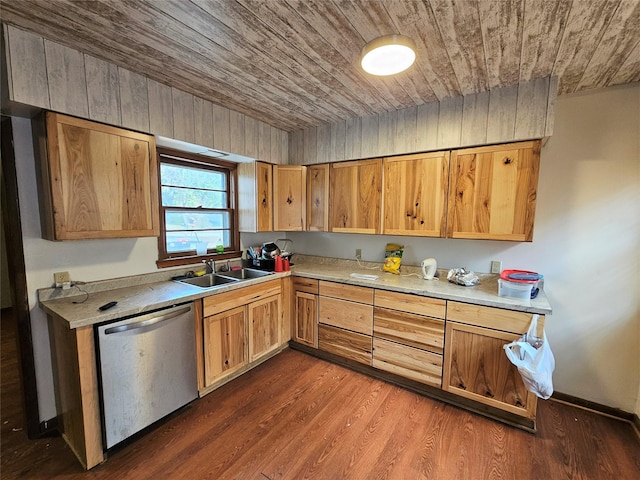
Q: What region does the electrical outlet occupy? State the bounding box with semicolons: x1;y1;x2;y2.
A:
490;261;502;274
355;248;362;260
53;271;70;287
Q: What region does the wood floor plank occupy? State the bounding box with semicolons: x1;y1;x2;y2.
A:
1;307;639;480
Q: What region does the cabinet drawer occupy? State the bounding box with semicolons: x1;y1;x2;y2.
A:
373;307;444;355
319;296;373;335
319;280;373;304
446;301;545;335
203;280;281;317
293;276;319;295
319;324;372;365
373;338;442;387
374;290;446;319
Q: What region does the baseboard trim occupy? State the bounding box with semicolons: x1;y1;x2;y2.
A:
551;391;634;422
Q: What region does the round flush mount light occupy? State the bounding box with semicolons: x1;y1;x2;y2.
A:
360;35;416;76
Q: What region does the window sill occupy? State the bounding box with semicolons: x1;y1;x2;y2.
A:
156;251;243;269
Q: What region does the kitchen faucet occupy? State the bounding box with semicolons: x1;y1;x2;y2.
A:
202;259;216;274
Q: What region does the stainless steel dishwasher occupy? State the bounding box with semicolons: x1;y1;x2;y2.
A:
96;302;198;449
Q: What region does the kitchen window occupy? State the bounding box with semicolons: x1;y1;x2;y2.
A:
156;148;239;268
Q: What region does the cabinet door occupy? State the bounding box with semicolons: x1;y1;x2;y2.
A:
329;159;382;234
256;162;273;232
294;291;318;348
382;152;449;237
306;164;329;231
238;161;273;232
273;165;306;231
447;140;540;241
248;294;281;362
443;321;537;418
38;112;158;240
203;306;248;387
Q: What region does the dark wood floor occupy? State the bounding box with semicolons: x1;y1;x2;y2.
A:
2;308;639;480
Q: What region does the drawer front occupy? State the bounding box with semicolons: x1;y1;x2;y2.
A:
203;280;282;317
374;290;446;319
373;338;442;388
373;307;444;355
319;280;374;304
446;301;545;335
319;296;373;335
293;276;319;295
319;324;372;365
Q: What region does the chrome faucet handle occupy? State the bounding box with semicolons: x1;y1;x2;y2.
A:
202;259;215;274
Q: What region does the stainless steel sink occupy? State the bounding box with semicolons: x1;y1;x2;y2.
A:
217;268;275;280
176;274;240;288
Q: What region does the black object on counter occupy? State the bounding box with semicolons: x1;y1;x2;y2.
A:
98;301;118;311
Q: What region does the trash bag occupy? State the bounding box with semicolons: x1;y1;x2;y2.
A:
503;314;555;399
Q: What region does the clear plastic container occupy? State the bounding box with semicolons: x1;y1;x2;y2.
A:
498;278;534;299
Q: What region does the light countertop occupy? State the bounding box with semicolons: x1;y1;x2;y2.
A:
39;255;551;329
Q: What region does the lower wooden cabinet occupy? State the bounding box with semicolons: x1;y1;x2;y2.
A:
203;306;247;387
197;279;285;394
318;281;374;365
372;291;446;387
248;294;281;362
292;277;547;430
293;277;318;348
443;301;544;419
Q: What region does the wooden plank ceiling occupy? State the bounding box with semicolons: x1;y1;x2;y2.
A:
1;0;638;131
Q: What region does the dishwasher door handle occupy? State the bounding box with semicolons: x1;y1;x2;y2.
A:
104;306;191;335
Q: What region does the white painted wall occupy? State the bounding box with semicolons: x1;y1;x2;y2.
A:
288;83;640;413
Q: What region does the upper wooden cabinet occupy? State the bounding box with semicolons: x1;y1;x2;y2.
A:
382;151;450;237
273;165;306;231
238;161;273;233
329;158;382;234
33;112;159;240
447;140;541;241
306;164;329;232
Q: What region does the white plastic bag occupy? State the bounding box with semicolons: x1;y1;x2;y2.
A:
503;314;555;399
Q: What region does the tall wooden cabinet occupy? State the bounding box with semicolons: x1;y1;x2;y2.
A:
306;164;329;231
329;159;382;234
447;140;541;241
33;112;159;240
382;151;450;237
273;165;307;231
238;161;273;232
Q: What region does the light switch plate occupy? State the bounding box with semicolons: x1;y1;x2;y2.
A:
490;261;502;274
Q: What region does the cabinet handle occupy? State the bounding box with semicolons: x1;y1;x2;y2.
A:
504;157;512;165
286;197;293;204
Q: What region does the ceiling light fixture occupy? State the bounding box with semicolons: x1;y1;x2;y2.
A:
360;34;416;76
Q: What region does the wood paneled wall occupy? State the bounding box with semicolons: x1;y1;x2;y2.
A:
2;24;288;164
289;78;557;165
